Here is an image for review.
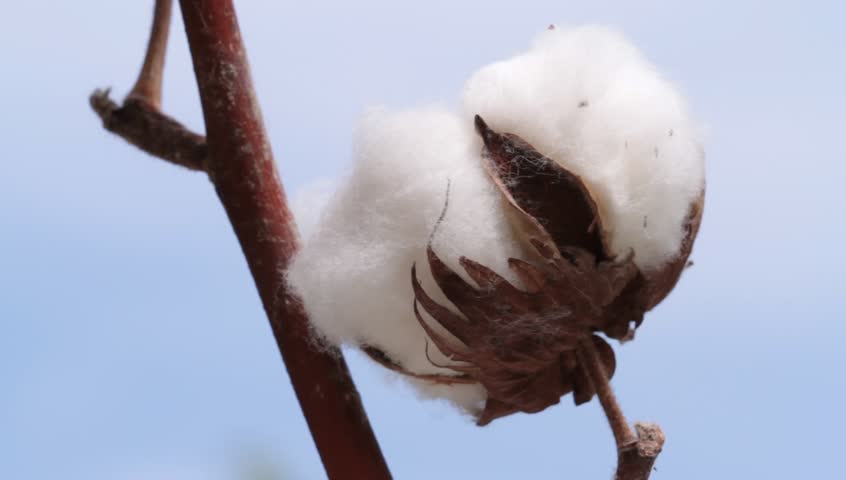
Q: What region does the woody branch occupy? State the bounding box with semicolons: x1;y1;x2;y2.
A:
89;1;391;478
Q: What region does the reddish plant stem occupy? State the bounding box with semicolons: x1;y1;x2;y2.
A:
177;1;391;478
90;89;207;170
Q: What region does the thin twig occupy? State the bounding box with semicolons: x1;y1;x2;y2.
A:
577;338;637;448
577;339;664;479
89;0;206;171
128;0;172;107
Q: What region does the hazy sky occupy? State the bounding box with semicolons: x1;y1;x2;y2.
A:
2;1;844;479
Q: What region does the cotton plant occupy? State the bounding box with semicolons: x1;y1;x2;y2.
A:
287;25;705;426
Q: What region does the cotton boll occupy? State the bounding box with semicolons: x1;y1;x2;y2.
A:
289;25;705;418
462;25;705;270
286;107;528;413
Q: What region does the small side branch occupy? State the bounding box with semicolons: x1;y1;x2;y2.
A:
128;0;172;108
89;0;206;171
90;90;207;171
578;339;664;480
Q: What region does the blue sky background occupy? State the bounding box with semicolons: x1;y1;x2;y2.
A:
2;1;844;478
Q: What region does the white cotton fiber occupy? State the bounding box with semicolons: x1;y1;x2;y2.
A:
290;177;338;242
287;26;704;415
463;26;705;270
287;107;525;413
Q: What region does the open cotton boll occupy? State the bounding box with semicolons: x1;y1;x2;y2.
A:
286;107;526;413
288;25;705;419
462;25;705;271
